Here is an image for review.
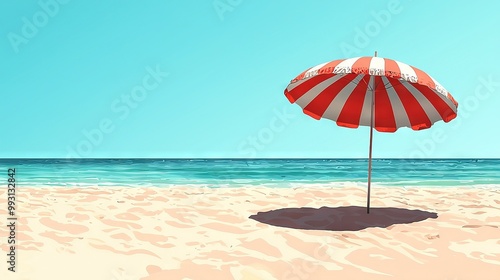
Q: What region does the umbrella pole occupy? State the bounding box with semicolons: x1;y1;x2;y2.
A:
367;89;374;214
367;51;377;214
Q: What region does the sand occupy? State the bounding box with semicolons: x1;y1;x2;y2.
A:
0;186;499;280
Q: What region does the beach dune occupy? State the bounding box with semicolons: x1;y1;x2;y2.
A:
1;186;499;280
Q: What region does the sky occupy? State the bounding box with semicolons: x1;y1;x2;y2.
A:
1;0;499;158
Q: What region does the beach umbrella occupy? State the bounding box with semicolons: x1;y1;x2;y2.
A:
284;52;458;213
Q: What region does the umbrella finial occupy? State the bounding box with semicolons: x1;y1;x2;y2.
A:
374;51;378;57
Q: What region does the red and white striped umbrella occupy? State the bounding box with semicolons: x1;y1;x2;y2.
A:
284;53;458;213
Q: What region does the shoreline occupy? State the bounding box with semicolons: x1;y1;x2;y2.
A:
5;183;500;189
1;186;499;279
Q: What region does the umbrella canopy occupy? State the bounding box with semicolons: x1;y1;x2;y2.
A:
284;53;458;213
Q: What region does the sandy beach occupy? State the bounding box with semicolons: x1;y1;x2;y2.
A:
1;186;499;280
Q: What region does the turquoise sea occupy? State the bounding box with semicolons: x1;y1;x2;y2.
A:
1;159;499;188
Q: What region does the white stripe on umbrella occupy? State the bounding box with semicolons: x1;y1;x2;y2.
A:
295;75;345;110
396;60;418;83
369;57;385;76
286;75;312;92
323;74;365;122
383;77;412;129
403;82;443;124
304;62;328;79
334;57;360;74
358;75;376;127
436;90;458;114
429;76;448;96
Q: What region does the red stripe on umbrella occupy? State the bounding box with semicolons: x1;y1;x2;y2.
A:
285;74;333;103
336;75;371;128
351;57;372;75
374;77;397;132
302;75;355;120
383;58;401;79
411;66;436;89
415;84;457;122
387;78;432;130
318;59;344;76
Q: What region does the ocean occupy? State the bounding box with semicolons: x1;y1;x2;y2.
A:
1;159;499;188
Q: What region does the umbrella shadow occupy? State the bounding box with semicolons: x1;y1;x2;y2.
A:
249;206;438;231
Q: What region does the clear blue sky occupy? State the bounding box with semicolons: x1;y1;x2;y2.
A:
1;0;499;158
